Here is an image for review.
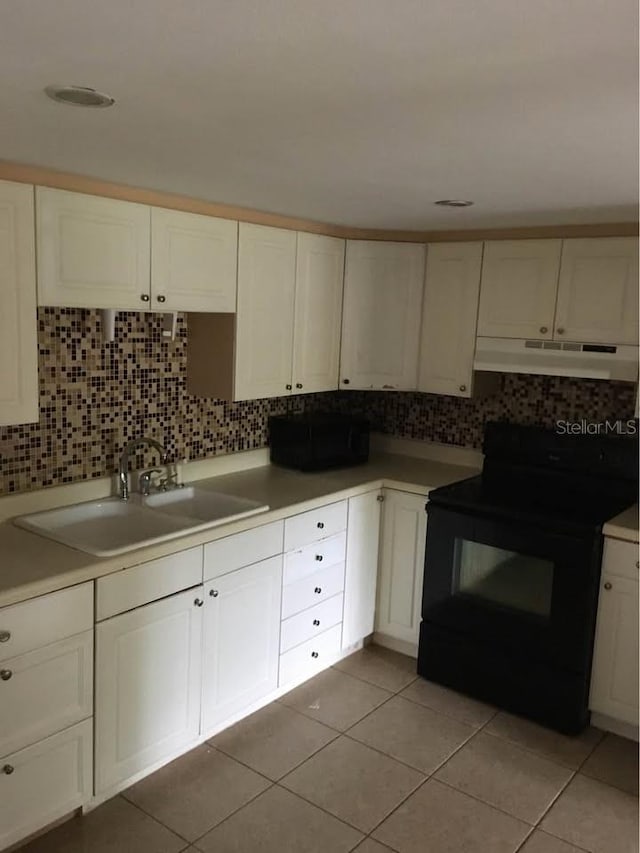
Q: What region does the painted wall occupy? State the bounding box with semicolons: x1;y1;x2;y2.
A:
0;309;635;494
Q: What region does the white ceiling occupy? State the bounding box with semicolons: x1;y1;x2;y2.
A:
0;0;637;229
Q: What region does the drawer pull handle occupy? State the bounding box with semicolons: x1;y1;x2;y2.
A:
315;554;323;562
194;598;204;607
209;589;219;598
317;522;324;529
311;651;319;659
313;619;320;626
0;631;10;643
2;764;14;775
603;582;612;590
0;670;12;681
314;587;322;594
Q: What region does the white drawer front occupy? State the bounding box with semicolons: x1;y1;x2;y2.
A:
283;532;347;586
281;562;345;620
204;521;284;581
96;547;203;620
280;594;344;653
284;501;347;551
603;537;639;581
0;583;93;663
0;630;93;759
279;624;342;687
0;719;92;852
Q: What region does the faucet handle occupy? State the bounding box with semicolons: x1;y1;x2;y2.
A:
139;468;162;496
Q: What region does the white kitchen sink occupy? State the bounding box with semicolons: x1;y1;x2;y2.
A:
14;488;269;556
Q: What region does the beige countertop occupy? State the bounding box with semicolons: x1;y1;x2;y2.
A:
0;453;478;609
603;504;639;543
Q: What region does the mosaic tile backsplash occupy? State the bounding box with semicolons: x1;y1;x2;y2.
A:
0;308;635;495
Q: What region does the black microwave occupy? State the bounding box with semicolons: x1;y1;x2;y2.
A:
268;413;370;471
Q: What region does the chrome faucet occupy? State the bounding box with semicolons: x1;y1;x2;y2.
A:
118;437;168;501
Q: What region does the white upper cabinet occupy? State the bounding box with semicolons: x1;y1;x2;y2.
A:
234;223;297;401
418;242;483;397
477;239;561;339
340;241;426;390
292;233;345;394
150;208;237;312
0;180;38;426
555;238;639;344
36;188;150;310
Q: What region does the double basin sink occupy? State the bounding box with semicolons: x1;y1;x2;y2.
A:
15;486;270;557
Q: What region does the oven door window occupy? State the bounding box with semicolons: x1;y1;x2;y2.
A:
453;539;554;618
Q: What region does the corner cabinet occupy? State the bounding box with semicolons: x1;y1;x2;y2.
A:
375;489;428;651
0;180;38;426
340;240;426;390
342;490;383;648
418;242;483;397
36;188;151;310
590;538;639;729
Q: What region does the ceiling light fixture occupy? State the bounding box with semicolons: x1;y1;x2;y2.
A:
434;199;474;208
44;85;115;108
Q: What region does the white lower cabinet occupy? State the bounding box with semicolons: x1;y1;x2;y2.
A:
201;557;282;734
376;489;428;649
342;490;382;648
279;623;343;686
0;719;93;851
590;539;639;728
95;586;203;794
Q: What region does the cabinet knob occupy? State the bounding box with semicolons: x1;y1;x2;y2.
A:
157;295;166;304
540;326;548;334
317;522;324;529
140;293;150;302
311;651;319;659
285;384;292;390
0;630;10;643
2;764;14;775
377;494;384;502
603;582;612;590
296;383;303;389
313;619;320;626
342;379;350;385
315;554;323;562
0;669;11;681
459;385;467;393
194;598;204;607
209;590;219;598
556;327;565;335
314;587;322;594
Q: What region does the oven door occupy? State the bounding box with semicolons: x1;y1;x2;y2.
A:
421;505;602;674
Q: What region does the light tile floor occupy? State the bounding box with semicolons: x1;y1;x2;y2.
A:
17;644;639;853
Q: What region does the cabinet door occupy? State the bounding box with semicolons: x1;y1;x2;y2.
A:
202;556;282;733
342;491;382;648
340;241;425;390
418;242;483;397
477;240;561;339
36;187;150;310
235;223;296;400
376;490;428;646
555;238;639;344
0;180;38;426
151;208;238;312
590;573;639;726
292;233;345;394
0;719;92;852
95;586;203;793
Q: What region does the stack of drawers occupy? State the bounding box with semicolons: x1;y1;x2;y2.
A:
0;582;94;850
279;500;348;686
